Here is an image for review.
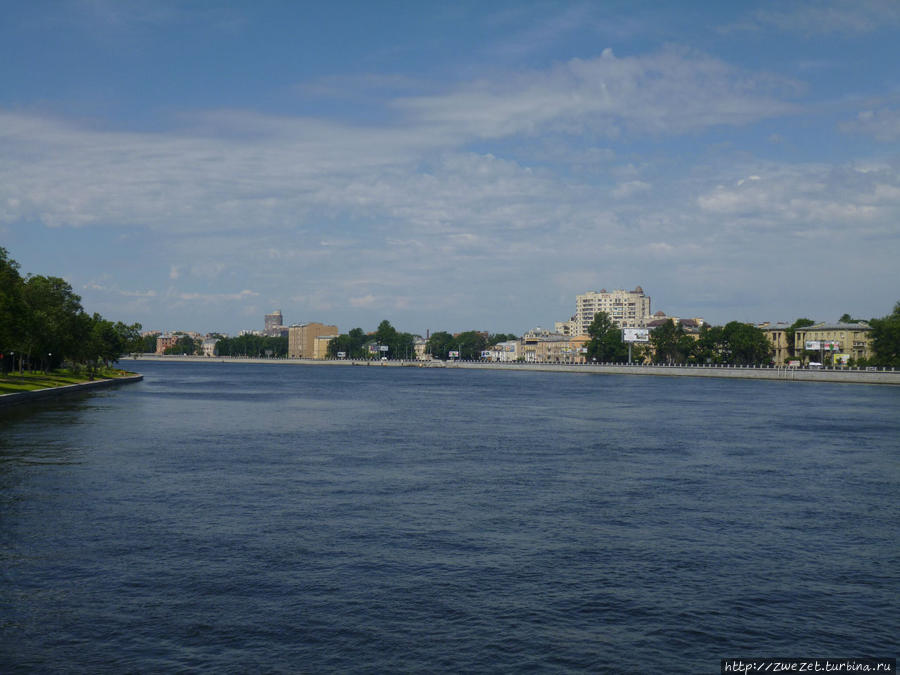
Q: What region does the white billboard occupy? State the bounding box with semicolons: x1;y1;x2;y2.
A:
805;340;839;351
623;328;649;343
448;350;460;358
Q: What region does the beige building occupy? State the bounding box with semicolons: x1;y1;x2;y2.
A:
288;322;339;359
759;323;792;364
571;287;651;334
554;319;576;336
794;322;872;364
520;329;589;363
201;338;219;357
312;334;338;360
487;340;522;362
414;337;429;360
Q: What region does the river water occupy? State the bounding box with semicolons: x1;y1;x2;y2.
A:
1;361;898;673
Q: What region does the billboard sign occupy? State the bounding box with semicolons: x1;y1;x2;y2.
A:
623;328;650;343
379;345;389;352
337;351;346;359
448;350;460;358
805;340;839;351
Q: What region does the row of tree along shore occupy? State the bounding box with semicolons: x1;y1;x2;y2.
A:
582;310;898;368
145;308;900;369
1;248;142;376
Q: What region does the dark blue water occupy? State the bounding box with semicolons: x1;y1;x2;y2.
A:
2;362;898;673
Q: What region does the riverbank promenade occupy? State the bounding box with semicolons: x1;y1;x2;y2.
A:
130;355;900;385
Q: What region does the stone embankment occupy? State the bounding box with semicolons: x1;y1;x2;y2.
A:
0;375;144;410
130;355;900;385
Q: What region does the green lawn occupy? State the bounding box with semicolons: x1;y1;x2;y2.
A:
0;368;136;395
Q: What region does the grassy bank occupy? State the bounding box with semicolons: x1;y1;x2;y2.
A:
0;368;137;395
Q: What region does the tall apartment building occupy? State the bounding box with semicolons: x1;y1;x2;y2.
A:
264;310;287;337
288;322;339;359
572;287;651;333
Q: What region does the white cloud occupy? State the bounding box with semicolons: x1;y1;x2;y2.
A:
724;0;900;36
696;163;900;236
840;108;900;142
349;294;377;308
612;180;651;199
170;289;259;303
0;45;800;248
396;46;798;139
84;280;158;297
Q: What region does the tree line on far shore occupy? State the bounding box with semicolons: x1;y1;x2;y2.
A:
5;244;898;372
146;333;289;357
585;307;900;367
0;248;142;374
325;320;518;361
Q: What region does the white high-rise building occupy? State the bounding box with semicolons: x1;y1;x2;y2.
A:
572;287;651;333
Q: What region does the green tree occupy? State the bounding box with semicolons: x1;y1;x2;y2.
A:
327;327;368;359
91;315;126;366
22;275;86;369
165;335;198;355
375;320;397;346
585;311;628;362
426;331;455;359
141;334;158;353
839;313;865;324
487;333;517;346
785;318;815;358
694;324;725;364
115;321;143;354
455;331;488;360
720;321;772;365
869;302;900;367
371;319;416;359
650;320;687;364
0;248;26;371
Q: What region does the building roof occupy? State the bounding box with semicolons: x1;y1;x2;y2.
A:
798;321;871;332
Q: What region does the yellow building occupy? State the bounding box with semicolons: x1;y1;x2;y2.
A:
288;322;338;359
759;323;792;365
520;330;589;363
312;334;338;360
794;322;872;364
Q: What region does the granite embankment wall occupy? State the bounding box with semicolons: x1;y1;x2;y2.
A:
0;375;144;410
129;355;900;385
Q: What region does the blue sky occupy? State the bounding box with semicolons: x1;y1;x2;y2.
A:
2;0;899;336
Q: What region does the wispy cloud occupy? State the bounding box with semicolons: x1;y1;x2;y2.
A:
171;289;259;303
722;0;900;36
0;45;799;242
396;46;799;139
840;107;900;141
